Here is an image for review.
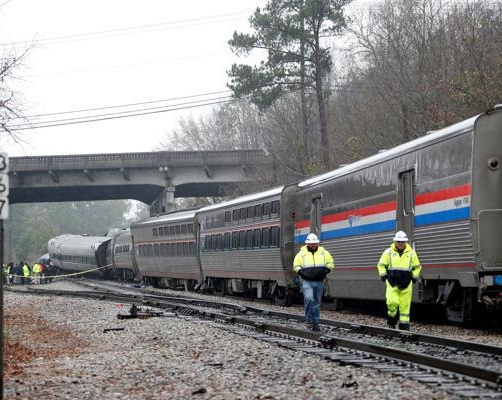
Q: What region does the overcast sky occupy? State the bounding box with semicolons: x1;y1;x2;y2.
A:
0;0;269;156
0;0;372;158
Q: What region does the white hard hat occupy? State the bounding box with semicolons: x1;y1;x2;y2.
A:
305;233;320;244
393;231;409;242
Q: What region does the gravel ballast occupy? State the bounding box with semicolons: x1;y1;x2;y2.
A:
4;285;463;399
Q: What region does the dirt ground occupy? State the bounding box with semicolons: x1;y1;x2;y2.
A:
3;295;83;377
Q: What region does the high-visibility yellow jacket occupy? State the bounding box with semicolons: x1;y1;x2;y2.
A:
377;243;421;289
32;263;41;274
22;264;30;277
293;245;334;281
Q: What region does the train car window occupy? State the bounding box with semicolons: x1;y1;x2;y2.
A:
189;242;196;255
217;213;224;227
163;227;169;236
271;200;280;215
211;215;217;228
254;204;262;218
310;195;322;236
246;230;253;249
203;236;210;251
225;211;231;224
217;234;223;251
247;206;253;219
401;171;415;215
181;225;188;235
231;232;239;249
239;231;246;249
187;224;194;234
152;228;158;237
177;242;182;256
154;244;160;256
211;235;217;251
175;225;181;235
271;226;280;247
419;133;472;182
254;229;261;248
263;202;271;217
158;227;164;237
169;226;175;236
168;243;174;256
183;242;189;256
224;233;231;250
239;208;246;222
262;227;270;247
148;244;153;257
233;209;240;222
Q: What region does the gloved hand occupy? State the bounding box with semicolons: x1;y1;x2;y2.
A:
297;269;304;278
381;275;387;282
412;277;417;284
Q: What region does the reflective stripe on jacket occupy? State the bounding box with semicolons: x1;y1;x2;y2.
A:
293;245;334;281
377;243;421;288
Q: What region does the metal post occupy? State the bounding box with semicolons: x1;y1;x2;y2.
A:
1;219;4;399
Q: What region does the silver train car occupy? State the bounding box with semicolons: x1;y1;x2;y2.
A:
195;186;297;300
106;229;137;281
130;209;200;290
47;234;111;275
293;107;502;322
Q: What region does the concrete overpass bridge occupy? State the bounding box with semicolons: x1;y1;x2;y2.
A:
8;150;269;214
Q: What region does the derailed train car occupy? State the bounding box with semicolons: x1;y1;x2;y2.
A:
47;107;502;323
48;234;112;275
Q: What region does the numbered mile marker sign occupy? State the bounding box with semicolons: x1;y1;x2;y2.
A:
0;152;8;219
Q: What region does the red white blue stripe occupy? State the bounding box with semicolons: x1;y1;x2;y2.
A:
294;184;471;243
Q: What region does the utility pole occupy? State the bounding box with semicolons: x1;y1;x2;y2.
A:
0;152;10;400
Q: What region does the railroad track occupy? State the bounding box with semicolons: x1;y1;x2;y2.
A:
10;281;502;399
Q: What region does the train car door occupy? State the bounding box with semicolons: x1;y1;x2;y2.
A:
310;194;322;237
397;170;415;240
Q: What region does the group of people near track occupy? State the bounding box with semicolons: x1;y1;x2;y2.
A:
293;231;421;332
3;260;56;285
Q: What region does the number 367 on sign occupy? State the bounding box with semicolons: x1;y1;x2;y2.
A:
0;152;9;219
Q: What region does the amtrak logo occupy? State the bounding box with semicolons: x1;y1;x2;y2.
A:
348;214;361;227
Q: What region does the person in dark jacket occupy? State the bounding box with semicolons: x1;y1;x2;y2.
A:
293;233;335;331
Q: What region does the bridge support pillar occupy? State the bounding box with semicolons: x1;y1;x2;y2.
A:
150;185;175;215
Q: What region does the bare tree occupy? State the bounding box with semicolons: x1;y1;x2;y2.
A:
0;48;29;141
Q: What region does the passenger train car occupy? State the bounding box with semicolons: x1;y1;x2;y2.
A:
130;209;200;290
105;229;137;281
48;234;112;275
294;108;502;322
46;107;502;323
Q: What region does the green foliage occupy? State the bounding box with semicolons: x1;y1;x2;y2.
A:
228;0;351;110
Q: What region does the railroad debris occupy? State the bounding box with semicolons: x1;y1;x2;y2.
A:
117;304;176;319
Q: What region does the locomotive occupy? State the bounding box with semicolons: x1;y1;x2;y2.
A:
47;106;502;323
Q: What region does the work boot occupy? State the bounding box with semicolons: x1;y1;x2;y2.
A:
387;315;398;329
398;323;410;331
312;324;321;332
306;322;313;330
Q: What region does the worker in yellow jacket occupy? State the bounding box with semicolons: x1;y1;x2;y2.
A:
377;231;422;331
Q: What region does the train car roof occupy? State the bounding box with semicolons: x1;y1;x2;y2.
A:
130;209;198;228
299;114;478;188
197;186;285;213
49;234;111;245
